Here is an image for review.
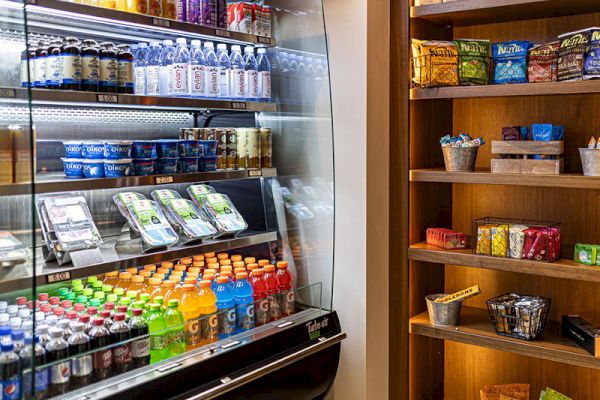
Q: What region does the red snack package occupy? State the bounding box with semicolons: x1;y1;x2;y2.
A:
547;227;561;261
522;229;540;259
525;228;549;261
426;228;467;250
527;42;559;83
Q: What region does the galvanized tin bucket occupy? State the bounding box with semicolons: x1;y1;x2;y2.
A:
442;146;478;172
579;148;600;176
426;294;462;326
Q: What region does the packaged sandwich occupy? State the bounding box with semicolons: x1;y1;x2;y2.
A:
126;199;179;248
201;193;248;235
165;198;218;240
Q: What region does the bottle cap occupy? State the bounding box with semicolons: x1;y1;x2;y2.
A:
220;259;231;266
143;264;156;272
10;330;23;340
263;265;275;272
132;275;144;283
149;278;161;286
132;308;143;316
133;301;145;309
78;314;90;323
93;318;104;326
258;259;269;267
41;304;51;313
114;288;124;296
203;274;215;282
117;305;128;313
118;272;131;280
258;48;267;54
113;312;126;321
231;45;241;52
244;46;254;53
9;317;21;330
236;272;248;280
57;320;70;330
276;261;289;269
216;276;229;284
88;276;98;284
61;300;73;308
176;38;187;44
244;257;255;264
139;270;152;278
150;41;160;47
38;293;49;302
104;301;115;310
94;292;105;301
49;327;63;338
18;309;30;319
87;306;98;315
154;296;164;305
163;39;173;46
36;324;49;335
34;312;44;322
217;43;227;50
204;41;214;48
16;297;27;306
182;284;195;292
140;293;150;303
231;254;242;262
71;322;85;332
52;307;64;317
1;342;14;352
253;269;264;276
233;261;245;268
74;303;85;312
125;267;138;275
199;280;211;288
246;264;257;271
150;304;161;311
100;311;111;319
193;255;204;262
105;271;118;277
162;281;175;288
168;299;179;308
221;265;233;272
138;42;148;48
191;39;201;47
66;311;77;320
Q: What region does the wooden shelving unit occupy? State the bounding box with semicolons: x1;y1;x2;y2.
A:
396;0;600;399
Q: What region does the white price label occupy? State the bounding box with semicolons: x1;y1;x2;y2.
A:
152;18;171;27
248;169;262;177
97;94;118;103
47;271;71;283
155;176;174;184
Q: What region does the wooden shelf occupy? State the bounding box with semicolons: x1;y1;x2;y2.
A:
410;80;600;100
409;242;600;283
409;306;600;370
409;168;600;189
411;0;600;26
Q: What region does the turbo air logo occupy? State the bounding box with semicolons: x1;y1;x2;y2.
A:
306;317;329;340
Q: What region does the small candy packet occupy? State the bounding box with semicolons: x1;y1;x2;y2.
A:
440;133;485;148
491;224;509;257
588;136;598;148
508;225;528;259
476;225;493;255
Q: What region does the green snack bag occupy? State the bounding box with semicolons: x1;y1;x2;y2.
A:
574;243;596;265
540;387;573;400
455;39;491;85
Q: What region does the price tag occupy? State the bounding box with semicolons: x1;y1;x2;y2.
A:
152;17;171;27
0;88;16;98
96;94;118;103
156;175;174;184
248;169;262;177
231;102;246;110
257;37;271;44
215;29;231;38
47;271;71;283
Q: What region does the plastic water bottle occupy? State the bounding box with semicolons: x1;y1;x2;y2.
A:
229;45;245;100
171;38;190;96
296;55;306;102
159;39;175;96
215;276;235;339
189;40;205;98
203;42;219;98
305;56;315;101
145;42;162;96
216;43;230;99
233;272;254;332
0;341;20;400
244;46;259;101
134;42;148;95
20;335;48;400
257;48;271;102
287;54;298;103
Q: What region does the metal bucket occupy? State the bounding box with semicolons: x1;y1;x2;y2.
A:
442;146;478;172
579;148;600;176
426;294;462;326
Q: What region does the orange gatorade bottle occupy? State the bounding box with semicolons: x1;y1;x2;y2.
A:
180;284;201;351
148;278;163;302
116;272;132;292
197;280;218;345
128;275;145;297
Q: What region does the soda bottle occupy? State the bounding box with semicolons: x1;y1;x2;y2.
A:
36;325;50;349
78;314;91;335
89;318;112;382
100;311;113;331
110;313;132;375
216;43;230;99
203;42;219;98
147;304;168;364
20;335;48;400
164;300;185;357
263;265;281;321
179;285;201;351
229;45;245;100
159;40;175;96
276;261;295;317
257;48;271;102
103;271;119;287
215;276;235;339
0;341;20;400
129;308;150;368
196;281;218;345
148;278;163;302
233;273;254;332
190;40;205;98
171;38;190;96
10;331;24;354
68;322;93;390
46;328;70;397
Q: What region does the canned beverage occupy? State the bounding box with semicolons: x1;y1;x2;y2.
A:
262;6;272;38
226;128;237;170
204;128;217;141
260;128;272;168
236;128;247;170
246;128;260;169
215;128;227;170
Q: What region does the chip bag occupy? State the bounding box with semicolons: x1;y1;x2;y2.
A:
456;39;491;85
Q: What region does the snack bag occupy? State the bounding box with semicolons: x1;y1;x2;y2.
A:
508;225;527;259
476;225;493;255
584;28;600;79
527;42;559;83
418;40;459;87
491;224;509;257
574;243;596;265
165;198;218;240
540;387;573;400
455;39;491;85
201;193;248;235
492;41;529;84
411;39;429;87
558;29;590;81
127;199;179;248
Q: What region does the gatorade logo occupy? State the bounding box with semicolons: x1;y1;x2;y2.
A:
188;320;200;335
246;304;255;318
286;292;295;304
209;314;218;328
227;309;236;322
259;299;269;312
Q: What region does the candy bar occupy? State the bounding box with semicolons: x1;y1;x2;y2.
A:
434;285;481;303
547;227;561;261
491;224;509;257
508;224;527;259
476;225;493;255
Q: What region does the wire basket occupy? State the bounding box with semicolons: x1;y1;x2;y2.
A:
486;293;551;340
411;54;493;88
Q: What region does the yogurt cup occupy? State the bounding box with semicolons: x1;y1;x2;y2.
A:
178;140;201;157
132;141;156;159
104;159;132;177
133;158;156;176
82;159;105;178
63;141;83;158
199;140;217;157
200;156;217;172
179;157;199;173
157;157;179;174
82;141;105;159
61;158;85;178
104;140;133;159
155;139;179;158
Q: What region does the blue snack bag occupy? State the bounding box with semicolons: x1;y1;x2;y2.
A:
492;41;530;84
584;28;600;79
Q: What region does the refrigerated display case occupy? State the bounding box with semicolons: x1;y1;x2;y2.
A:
0;0;342;397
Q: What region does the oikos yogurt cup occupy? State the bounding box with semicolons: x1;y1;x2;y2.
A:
61;158;85;178
82;141;105;159
200;156;217;172
178;140;201;157
104;159;133;177
155;139;179;158
82;159;105;178
63;141;83;158
132;141;156;158
133;158;156;176
179;157;199;173
104;141;133;159
157;157;178;174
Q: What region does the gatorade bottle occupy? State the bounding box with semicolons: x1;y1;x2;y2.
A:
89;318;112;382
263;265;281;321
257;48;271;102
0;342;20;400
68;322;93;390
233;273;254;333
145;42;162;96
129;308;150;368
46;328;70;396
171;38;190;96
197;280;218;345
215;276;235;339
129;275;145;297
147;304;168;364
166;280;182;304
179;284;201;351
276;262;295;317
116;272;132;292
250;269;269;326
159;40;175;96
229;45;245;100
110;313;132;375
148;278;163;302
103;271;119;287
161;280;176;303
20;335;48;400
164;300;185;357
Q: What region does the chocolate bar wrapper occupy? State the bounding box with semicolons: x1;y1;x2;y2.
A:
528;229;549;261
547;227;561;261
476;225;493;255
491;224;509;257
508;224;528;259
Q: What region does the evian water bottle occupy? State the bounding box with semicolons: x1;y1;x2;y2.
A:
257;48;271;102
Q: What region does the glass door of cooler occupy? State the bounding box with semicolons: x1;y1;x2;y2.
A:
0;0;342;397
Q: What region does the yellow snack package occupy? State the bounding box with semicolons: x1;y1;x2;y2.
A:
411;39;459;87
476;225;493;255
491;224;509;257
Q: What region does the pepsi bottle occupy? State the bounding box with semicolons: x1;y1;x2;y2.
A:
68;322;93;390
0;341;20;400
19;335;48;400
46;328;70;397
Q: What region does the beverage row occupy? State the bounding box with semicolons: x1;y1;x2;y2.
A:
0;251;295;399
20;36;272;102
